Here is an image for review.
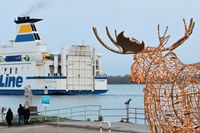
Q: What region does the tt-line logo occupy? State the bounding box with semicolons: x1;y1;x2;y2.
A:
0;75;23;87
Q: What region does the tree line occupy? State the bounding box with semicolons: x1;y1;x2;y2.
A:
107;74;131;84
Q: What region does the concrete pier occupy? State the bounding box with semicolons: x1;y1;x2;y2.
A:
0;121;151;133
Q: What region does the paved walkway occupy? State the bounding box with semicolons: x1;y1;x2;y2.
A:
48;121;151;133
0;121;151;133
0;125;100;133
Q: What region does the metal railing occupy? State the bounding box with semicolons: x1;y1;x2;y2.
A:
36;105;101;122
34;105;148;124
129;107;148;124
0;105;148;125
100;107;147;124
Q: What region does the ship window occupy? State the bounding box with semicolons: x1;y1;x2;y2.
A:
58;65;61;75
15;68;18;74
49;65;54;76
10;68;12;74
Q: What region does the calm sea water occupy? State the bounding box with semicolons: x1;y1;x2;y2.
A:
0;84;145;114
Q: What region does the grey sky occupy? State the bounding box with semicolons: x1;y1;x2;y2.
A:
0;0;199;75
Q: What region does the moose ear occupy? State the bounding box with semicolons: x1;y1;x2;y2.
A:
116;32;145;53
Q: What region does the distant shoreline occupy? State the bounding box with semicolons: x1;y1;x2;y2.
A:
107;75;146;84
108;83;145;85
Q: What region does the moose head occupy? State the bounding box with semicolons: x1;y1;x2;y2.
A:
92;19;195;83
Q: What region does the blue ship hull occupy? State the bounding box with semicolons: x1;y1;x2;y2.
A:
0;89;108;95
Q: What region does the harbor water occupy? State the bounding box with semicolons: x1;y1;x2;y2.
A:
0;84;145;119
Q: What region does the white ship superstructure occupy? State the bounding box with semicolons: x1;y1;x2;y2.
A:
0;17;107;95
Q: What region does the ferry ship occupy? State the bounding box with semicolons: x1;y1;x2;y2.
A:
0;17;107;95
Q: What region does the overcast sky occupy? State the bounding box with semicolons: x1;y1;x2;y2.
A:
0;0;200;76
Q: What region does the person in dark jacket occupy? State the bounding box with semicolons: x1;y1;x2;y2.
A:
24;107;30;124
6;108;13;127
17;104;25;125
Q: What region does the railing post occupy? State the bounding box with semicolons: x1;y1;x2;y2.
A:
84;106;87;120
135;108;137;124
70;108;72;119
57;109;60;122
98;105;102;121
1;112;3;123
45;106;47;121
41;112;43;122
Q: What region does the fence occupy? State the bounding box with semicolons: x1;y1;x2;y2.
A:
0;105;148;125
34;105;148;124
100;107;147;124
37;105;101;122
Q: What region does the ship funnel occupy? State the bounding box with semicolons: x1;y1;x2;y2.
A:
15;16;43;24
14;16;43;43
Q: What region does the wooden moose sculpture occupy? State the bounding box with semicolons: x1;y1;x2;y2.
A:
93;18;200;133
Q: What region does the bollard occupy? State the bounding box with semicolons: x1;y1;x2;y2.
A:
100;121;111;133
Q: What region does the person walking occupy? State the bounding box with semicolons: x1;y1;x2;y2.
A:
5;108;13;127
17;104;25;125
24;107;30;124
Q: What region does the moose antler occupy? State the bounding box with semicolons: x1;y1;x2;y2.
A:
168;18;195;51
157;25;170;49
105;27;122;51
92;27;145;54
93;18;195;54
93;27;123;54
156;18;194;52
